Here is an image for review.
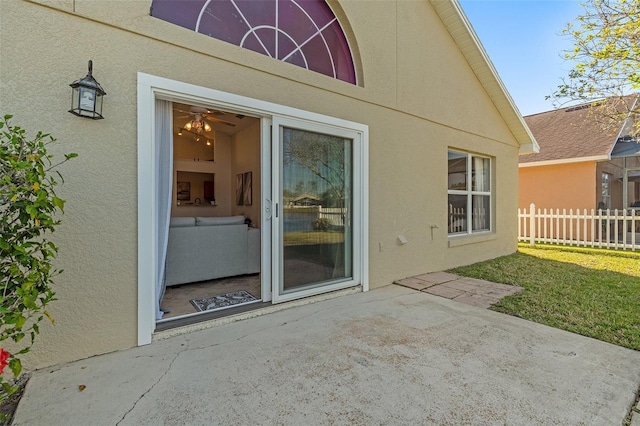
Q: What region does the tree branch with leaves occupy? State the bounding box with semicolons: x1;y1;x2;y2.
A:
283;130;348;208
549;0;640;134
0;115;75;405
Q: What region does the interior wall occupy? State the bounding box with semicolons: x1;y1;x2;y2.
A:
173;134;215;161
172;131;233;217
231;121;261;228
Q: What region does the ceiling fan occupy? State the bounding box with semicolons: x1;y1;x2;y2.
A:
175;106;237;130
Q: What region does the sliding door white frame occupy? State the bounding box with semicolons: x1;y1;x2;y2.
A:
271;116;364;303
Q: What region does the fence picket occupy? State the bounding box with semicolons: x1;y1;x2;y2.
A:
569;208;574;243
582;209;588;247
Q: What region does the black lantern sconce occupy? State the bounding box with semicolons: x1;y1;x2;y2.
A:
69;60;106;120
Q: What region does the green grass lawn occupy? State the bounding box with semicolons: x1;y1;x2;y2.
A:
284;231;344;246
449;243;640;350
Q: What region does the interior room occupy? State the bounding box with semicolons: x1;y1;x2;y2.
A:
159;102;262;321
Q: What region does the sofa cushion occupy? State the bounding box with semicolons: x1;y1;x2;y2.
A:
196;215;245;226
165;223;252;286
170;217;196;227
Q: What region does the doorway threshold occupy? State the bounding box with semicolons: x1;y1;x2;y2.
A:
153;285;362;340
155;300;269;332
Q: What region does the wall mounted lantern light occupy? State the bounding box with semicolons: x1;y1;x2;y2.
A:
69;60;106;120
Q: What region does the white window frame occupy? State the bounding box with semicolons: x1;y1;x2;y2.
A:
601;172;611;209
447;150;492;236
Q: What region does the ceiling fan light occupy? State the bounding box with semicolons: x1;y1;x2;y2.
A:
206;140;211;146
184;122;192;131
204;122;212;132
177;128;183;136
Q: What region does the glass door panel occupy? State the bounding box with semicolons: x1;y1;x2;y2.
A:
272;118;357;303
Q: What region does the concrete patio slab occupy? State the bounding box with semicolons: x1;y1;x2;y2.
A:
440;279;485;292
423;284;467;299
396;272;523;309
414;271;459;285
394;277;430;291
13;285;640;425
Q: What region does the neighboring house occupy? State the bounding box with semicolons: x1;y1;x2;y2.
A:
0;0;537;369
291;194;321;207
520;97;640;212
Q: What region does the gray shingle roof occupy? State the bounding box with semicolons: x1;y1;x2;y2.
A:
520;96;638;164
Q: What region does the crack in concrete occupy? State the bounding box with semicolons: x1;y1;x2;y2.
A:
115;352;180;426
277;308;323;326
623;382;640;426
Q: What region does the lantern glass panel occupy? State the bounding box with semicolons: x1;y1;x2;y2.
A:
71;87;80;112
94;95;103;118
79;87;96;115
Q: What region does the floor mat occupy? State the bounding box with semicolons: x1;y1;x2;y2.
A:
190;290;259;312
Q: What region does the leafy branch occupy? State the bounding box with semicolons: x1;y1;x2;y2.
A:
0;115;75;402
549;0;640;134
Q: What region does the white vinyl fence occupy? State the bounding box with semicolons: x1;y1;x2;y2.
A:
448;204;488;233
318;207;347;227
518;203;640;251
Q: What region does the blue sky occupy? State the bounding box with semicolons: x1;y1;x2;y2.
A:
459;0;585;116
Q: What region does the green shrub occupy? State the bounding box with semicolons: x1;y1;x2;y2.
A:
0;115;75;402
312;218;332;231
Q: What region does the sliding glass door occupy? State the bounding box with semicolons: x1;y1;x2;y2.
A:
272;117;360;303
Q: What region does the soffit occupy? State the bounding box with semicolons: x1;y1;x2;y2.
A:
611;140;640;158
429;0;539;155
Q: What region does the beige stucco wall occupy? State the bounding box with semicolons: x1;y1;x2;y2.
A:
1;0;521;368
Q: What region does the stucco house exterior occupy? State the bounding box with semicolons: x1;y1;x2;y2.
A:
1;0;537;369
519;97;640;212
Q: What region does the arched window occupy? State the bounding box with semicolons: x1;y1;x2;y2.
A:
151;0;357;84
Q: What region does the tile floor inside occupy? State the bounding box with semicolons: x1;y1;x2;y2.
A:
160;274;261;319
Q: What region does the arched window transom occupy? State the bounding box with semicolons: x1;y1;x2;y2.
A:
151;0;357;84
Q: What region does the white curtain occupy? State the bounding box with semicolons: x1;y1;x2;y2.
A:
155;100;173;320
473;157;489;192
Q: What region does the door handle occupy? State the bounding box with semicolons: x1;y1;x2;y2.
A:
265;198;272;219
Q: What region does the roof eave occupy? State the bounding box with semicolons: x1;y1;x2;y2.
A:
519;143;539;155
430;0;540;155
519;155;610;168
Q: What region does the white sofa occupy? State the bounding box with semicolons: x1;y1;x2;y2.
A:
165;216;260;286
